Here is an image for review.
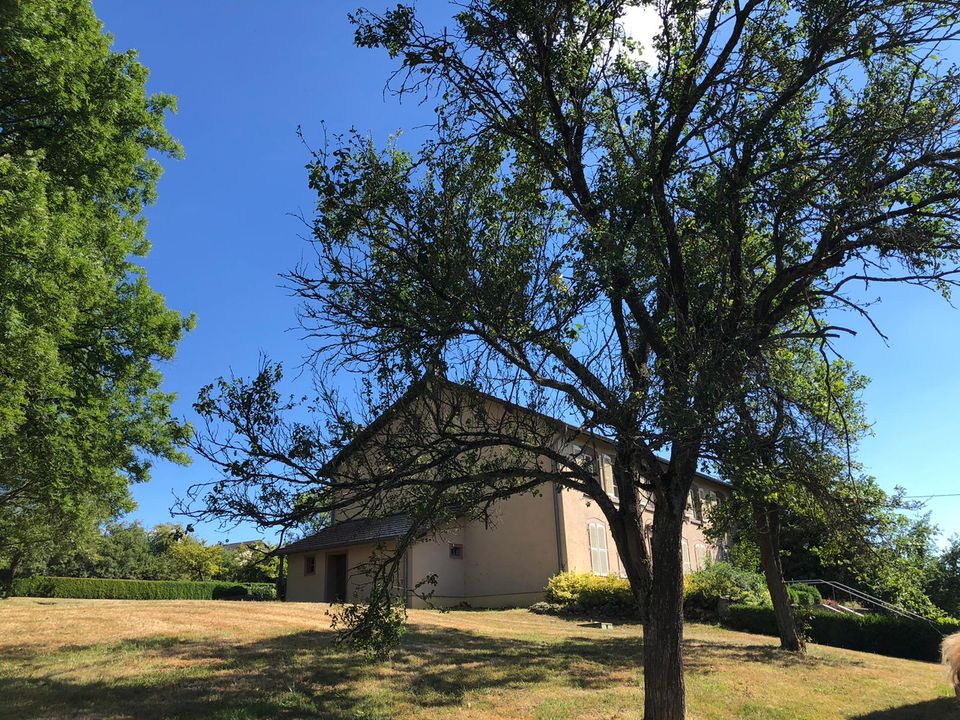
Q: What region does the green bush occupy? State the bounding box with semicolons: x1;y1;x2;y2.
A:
544;572;638;618
725;603;960;661
12;576;276;601
786;583;822;607
684;562;769;608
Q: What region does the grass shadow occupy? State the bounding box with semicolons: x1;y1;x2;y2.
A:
851;697;958;719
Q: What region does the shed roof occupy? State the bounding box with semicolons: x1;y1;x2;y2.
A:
277;514;412;556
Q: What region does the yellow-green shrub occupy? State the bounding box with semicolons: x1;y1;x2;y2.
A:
544;572;638;617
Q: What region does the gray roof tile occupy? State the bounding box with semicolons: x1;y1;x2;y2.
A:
277;514;412;555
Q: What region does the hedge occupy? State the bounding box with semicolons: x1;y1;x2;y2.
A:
725;603;960;661
12;576;276;601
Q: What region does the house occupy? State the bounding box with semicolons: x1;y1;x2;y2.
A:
278;383;728;608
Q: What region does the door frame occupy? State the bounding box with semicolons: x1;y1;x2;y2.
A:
325;552;347;602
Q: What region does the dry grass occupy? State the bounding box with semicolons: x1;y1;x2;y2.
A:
0;598;954;719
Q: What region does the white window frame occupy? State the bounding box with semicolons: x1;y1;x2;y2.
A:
598;453;618;500
587;522;610;576
694;543;708;570
681;538;692;574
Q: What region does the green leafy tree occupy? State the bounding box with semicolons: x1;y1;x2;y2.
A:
190;2;960;716
218;542;280;584
712;344;871;651
718;485;946;618
40;520;161;580
927;536;960;618
165;537;225;582
0;0;192;591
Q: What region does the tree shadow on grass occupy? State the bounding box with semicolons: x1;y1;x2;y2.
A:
851;697;958;719
0;621;925;720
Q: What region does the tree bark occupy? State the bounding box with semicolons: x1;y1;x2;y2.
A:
753;501;804;652
0;552;21;598
643;498;686;720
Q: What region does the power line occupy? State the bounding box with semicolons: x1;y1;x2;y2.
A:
900;493;960;499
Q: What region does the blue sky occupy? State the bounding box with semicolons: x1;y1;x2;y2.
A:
94;2;960;545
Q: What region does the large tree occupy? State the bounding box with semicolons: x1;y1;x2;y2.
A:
0;0;191;590
191;1;960;717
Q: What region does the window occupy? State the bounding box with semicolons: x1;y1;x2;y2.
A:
695;543;708;570
681;539;692;574
699;489;718;518
686;490;703;523
561;442;593;472
599;453;618;499
449;544;463;559
304;555;316;576
588;522;610;576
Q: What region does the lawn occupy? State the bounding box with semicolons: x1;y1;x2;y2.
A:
0;598;954;720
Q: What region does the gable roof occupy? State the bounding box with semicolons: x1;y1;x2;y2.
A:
324;376;729;491
277;514;412;556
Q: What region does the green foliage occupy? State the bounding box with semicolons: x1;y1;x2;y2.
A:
0;0;191;583
544;572;638;618
683;562;770;607
712;482;947;619
725;604;960;662
786;583;822;608
331;602;408;661
12;576;276;601
925;535;960;619
165;537;225;582
218;541;280;584
30;521;278;586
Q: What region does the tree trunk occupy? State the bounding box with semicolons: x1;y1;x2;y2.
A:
753;501;804;652
643;500;686;720
0;552;21;598
610;490;653;621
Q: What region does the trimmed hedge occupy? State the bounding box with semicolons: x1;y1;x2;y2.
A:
725;603;960;661
12;576;276;601
545;572;639;618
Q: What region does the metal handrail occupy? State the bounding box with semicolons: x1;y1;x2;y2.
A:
787;578;936;628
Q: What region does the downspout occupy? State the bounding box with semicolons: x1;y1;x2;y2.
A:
403;546;411;609
552;468;566;574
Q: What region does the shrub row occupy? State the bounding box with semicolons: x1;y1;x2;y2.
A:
725;603;960;662
544;572;639;618
13;576;276;601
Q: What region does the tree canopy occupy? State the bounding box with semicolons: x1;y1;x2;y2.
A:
0;0;192;587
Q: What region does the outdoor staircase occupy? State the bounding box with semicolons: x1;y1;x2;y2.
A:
787;579;932;624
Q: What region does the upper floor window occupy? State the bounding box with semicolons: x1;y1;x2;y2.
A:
449;544;463;559
587;522;610;576
599;453;618;500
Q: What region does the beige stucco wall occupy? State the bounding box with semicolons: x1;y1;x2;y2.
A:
460;487;560;606
405;488;561;608
408;527;466;607
285;540;398;603
558;479;720;577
